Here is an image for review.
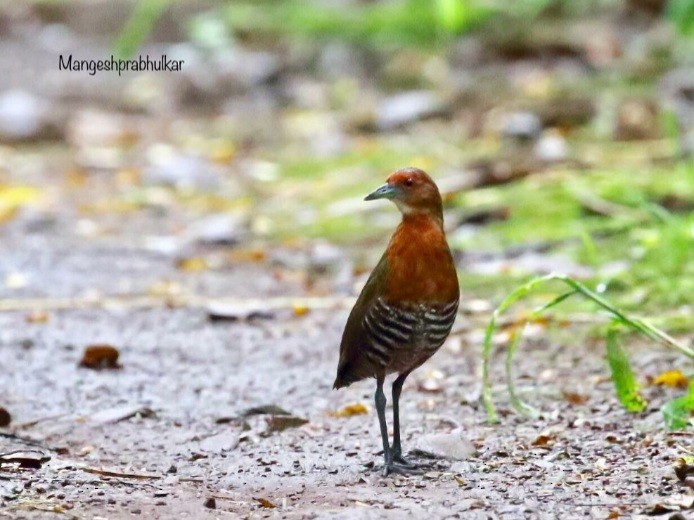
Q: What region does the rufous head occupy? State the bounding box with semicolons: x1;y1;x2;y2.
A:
365;167;443;218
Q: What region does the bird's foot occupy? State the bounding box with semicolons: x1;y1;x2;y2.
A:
381;461;425;477
391;452;412;466
390;450;437;471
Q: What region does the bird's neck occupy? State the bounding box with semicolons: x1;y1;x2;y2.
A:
399;211;444;232
384;211;458;304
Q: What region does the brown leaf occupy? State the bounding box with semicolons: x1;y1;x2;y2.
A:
265;416;309;432
25;310;49;324
227;249;266;263
674;457;694;482
532;434;554;447
79;345;121;370
329;403;368;418
0;407;11;427
561;391;588;405
254;497;276;509
242;405;291;417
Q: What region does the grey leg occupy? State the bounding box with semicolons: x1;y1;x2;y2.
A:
374;375;392;476
391;372;409;464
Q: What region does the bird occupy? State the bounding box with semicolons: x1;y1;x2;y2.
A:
333;167;459;476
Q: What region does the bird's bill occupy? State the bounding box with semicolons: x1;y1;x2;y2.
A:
364;183;397;201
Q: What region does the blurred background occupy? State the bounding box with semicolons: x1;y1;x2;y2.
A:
0;0;693;321
1;2;693;515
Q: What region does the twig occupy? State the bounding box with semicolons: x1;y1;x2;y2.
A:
81;467;161;480
0;295;356;313
0;432;54;451
12;413;71;430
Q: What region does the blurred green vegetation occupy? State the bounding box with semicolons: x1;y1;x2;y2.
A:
111;0;694;57
107;0;694;324
668;0;694;35
263;142;694;324
221;0;492;48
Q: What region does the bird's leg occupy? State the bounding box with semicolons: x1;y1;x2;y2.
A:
374;375;392;476
391;372;410;465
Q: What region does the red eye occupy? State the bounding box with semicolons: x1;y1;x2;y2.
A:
404;178;414;187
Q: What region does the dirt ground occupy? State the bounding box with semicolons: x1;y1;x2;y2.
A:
1;209;692;520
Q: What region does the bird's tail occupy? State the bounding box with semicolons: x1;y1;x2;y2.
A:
332;363;356;390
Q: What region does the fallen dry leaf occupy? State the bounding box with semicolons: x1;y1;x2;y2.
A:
265;415;309;432
227;248;266;263
329;403;368;418
641;495;694;515
674;457;694;482
176;257;209;272
651;370;689;389
561;390;588;405
292;303;309;317
532;434;555;447
25;310;49;324
0;450;50;469
0;185;40;225
0;406;11;427
242;404;291;417
254;497;276;509
79;345;121;370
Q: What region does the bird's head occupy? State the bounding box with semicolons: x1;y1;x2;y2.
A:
365;167;443;218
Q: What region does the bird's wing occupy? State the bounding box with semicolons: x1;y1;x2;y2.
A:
334;253;390;387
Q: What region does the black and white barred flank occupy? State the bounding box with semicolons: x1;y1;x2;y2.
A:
361;297;458;367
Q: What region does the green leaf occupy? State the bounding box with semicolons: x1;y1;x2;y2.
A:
435;0;469;34
113;0;171;59
667;0;694;35
606;326;647;413
662;381;694;430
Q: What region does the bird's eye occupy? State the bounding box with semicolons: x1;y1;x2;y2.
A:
404;178;414;187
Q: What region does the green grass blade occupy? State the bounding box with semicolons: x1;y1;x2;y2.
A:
605;326;647;413
481;274;556;423
482;273;692;424
482;313;500;423
113;0;171;59
532;290;578;316
505;323;540;417
662;381;694;430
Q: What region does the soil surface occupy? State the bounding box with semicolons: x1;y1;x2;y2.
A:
1;213;692;519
